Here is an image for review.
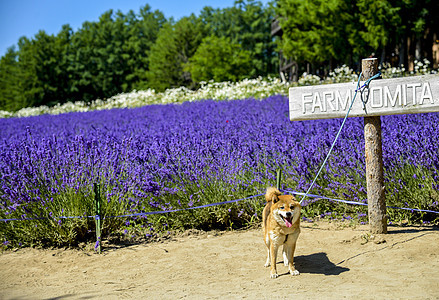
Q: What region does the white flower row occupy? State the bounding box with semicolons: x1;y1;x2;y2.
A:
1;63;437;118
1;77;293;118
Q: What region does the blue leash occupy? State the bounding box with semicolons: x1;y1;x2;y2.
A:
299;72;381;204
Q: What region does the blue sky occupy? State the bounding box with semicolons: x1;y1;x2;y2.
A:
0;0;271;57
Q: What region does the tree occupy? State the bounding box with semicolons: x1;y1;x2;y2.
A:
393;0;439;67
276;0;438;71
0;47;23;111
186;36;253;83
53;25;74;104
146;16;206;91
67;20;100;102
0;27;72;110
352;0;401;63
276;0;354;69
199;0;277;77
67;6;166;102
126;6;167;90
17;30;67;107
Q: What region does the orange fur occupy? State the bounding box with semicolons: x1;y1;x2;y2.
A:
262;187;301;278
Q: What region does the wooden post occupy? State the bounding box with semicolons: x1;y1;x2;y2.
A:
362;58;387;234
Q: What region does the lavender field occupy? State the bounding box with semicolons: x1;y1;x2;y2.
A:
1;95;439;247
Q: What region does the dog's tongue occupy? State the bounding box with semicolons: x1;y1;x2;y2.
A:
285;218;292;228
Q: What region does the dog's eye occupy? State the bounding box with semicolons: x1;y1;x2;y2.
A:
280;206;285;210
290;205;294;210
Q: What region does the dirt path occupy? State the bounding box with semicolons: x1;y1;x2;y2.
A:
1;221;438;299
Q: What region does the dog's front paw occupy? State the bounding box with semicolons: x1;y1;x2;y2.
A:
270;272;279;279
289;269;300;276
264;262;270;267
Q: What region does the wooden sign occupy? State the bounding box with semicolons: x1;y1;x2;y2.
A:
289;74;439;121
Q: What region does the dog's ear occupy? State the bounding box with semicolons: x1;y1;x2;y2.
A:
272;194;279;203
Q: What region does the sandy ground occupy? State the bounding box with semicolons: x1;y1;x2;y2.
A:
1;221;439;300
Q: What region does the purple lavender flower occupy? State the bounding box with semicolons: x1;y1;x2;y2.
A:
0;96;438;243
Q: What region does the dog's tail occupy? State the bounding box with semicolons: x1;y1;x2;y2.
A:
265;187;281;203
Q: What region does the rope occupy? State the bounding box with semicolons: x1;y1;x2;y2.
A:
299;72;382;204
0;215;97;222
0;193;264;222
104;193;264;219
2;188;438;222
282;189;439;214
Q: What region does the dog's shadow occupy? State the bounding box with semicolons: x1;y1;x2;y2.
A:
282;252;349;276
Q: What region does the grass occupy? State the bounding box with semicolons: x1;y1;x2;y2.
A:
3;159;437;251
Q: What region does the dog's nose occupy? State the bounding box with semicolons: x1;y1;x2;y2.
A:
286;212;292;217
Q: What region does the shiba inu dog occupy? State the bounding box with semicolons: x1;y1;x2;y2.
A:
262;187;301;278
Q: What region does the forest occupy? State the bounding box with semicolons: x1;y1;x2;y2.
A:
0;0;438;112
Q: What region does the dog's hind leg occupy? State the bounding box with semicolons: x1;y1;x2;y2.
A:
264;237;270;267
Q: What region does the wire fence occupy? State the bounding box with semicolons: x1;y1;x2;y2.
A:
2;190;438;223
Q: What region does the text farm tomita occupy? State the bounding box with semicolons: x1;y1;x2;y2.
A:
289;74;439;121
